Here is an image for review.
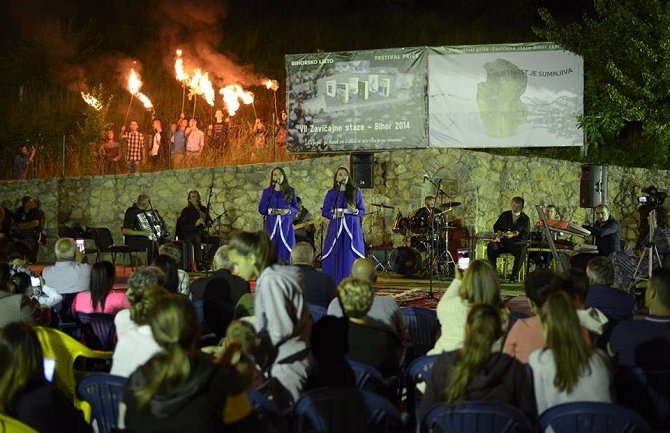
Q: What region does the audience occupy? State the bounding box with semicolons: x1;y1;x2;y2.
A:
42;237;91;295
192;246;250;305
158;243;190;296
111;267;168;377
152;254;181;294
608;267;670;368
529;290;613;414
0;263;43;327
585;256;635;324
327;258;408;341
121;294;256;433
429;260;509;354
71;261;130;315
420;304;535;421
227;230;311;409
337;277;404;379
304;315;355;391
290;242;337;308
0;322;91;433
7;246;61;307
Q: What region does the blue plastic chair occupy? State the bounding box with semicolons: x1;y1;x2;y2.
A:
401;307;439;363
615;367;670;431
538;402;651;433
76;373;127;433
76;313;117;351
291;387;403;433
307;303;328;323
420;401;533;433
404;354;438;427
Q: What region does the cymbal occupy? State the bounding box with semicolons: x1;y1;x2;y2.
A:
370;203;394;209
441;201;462;208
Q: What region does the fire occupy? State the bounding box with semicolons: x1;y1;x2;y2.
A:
80;92;102;111
264;79;279;92
219;84;255;116
199;73;215;106
174;49;189;82
128;69;142;95
136;92;153;110
189;69;203;95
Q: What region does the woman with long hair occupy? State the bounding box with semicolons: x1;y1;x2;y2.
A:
321;166;366;284
420;304;535;420
529;290;612;414
429;259;509;354
227;230;311;409
152;254;180;294
0;322;91;433
258;167;298;263
71;261;129;315
122;294;256;432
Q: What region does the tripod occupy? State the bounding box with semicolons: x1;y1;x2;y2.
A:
628;209;662;292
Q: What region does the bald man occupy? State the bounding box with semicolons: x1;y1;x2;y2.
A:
327;258;408;341
291;242;336;308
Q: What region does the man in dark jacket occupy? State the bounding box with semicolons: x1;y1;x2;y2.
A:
487;196;530;282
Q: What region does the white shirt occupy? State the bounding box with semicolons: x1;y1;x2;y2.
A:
111;309;163;378
42;261;92;295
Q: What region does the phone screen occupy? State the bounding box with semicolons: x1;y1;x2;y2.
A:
76;238;85;253
457;249;470;270
30;276;41;287
43;358;56;382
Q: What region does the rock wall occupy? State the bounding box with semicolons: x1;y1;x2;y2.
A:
1;148;667;263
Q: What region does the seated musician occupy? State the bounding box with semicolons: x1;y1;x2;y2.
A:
122;193;157;264
487;196;530;283
179;190;219;271
413;196;443;234
572;204;621;269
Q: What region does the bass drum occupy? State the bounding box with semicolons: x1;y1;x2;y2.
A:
389;246;422;276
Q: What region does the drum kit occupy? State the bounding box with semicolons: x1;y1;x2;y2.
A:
387;201;463;277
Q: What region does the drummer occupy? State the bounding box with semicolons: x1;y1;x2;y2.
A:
412;196;443;233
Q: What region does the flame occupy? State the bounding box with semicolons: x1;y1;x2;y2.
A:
264;79;279;92
219;84;255;116
174;49;189;82
200;72;215;106
189;69;203;95
136;92;153;110
128;69;142;95
80;92;103;111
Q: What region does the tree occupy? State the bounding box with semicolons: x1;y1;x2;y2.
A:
535;0;670;168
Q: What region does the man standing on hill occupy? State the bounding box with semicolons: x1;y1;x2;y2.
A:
185;117;205;166
121;120;145;173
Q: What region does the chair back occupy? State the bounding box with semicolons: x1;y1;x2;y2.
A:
405;354;438;426
203;296;235;340
615;367;670;431
538;402;651;433
76;373;126;433
76;312;117;351
91;227;114;249
0;414;39;433
421;401;533;433
292;387;403;433
307;303;328;323
402;307;439;362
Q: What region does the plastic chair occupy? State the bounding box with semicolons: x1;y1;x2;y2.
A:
91;227;136;267
76;373;126;433
538;402;651;433
614;367;670;431
0;414;39;433
405;354;438;427
291;386;403;433
35;326;113;422
402;307;439;363
420;401;533;433
76;312;117;351
347;358;398;403
307;303;328;323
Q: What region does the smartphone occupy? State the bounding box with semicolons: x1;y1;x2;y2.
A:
43;358;56;382
76;238;85;253
457;249;470;270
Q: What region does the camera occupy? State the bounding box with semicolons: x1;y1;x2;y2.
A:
638;185;667;206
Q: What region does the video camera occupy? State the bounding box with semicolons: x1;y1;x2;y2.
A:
638;185;667;206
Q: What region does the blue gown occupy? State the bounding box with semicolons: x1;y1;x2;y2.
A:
321;188;366;285
259;187;298;263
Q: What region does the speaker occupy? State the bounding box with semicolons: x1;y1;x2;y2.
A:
350;153;374;189
579;164;608;208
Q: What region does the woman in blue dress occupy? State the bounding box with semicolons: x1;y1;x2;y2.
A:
258;167;298;263
321;166;366;284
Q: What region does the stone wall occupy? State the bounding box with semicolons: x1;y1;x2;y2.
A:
2;148;668;263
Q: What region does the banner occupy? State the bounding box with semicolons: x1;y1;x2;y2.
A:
428;42;584;148
285;47;429;153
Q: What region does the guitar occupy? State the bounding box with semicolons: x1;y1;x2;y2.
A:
294;216;326;231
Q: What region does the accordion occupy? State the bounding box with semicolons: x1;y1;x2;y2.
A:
137;210;169;241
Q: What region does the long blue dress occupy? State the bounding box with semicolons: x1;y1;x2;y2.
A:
321;188;366;285
259;187;298;263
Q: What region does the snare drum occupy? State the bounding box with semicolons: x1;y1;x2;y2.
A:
389;246;422;275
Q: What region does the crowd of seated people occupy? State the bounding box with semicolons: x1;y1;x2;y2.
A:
0;227;668;432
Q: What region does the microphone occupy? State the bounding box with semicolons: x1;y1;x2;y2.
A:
271;180;276;186
339;179;346;185
208;183;214;189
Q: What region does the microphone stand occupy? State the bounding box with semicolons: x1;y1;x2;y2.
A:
423;176;447;299
264;183;276;225
334;182;346;284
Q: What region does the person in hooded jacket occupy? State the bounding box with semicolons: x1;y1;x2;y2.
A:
419;304;535;422
121;294;256;433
